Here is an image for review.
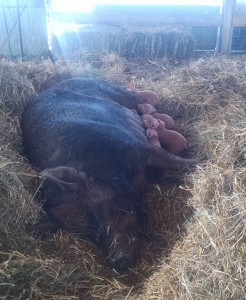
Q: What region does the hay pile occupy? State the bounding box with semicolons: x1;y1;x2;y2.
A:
53;25;194;60
0;54;245;299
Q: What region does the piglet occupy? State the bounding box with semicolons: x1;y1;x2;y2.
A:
137;103;156;115
135;90;161;106
141;114;160;129
157;121;188;155
137;104;175;129
151;112;175;129
146;128;161;148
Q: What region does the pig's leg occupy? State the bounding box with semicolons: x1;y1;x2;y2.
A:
99;85;146;109
62;88;145;110
148;147;197;172
64;78;146;109
28;218;61;236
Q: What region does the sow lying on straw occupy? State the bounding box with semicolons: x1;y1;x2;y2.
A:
0;54;245;299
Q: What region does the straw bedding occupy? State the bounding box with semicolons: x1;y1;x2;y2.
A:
0;53;245;299
54;26;194;60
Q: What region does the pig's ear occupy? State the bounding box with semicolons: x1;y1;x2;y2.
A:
40;166;87;192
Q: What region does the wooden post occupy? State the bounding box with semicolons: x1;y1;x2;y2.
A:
220;0;235;54
2;5;13;58
16;0;24;61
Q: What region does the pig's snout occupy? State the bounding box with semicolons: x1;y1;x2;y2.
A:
106;231;139;273
109;254;134;273
104;211;140;273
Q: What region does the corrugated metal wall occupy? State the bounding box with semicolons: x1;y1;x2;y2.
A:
0;0;49;59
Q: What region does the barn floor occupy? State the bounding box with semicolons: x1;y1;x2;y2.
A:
0;53;245;299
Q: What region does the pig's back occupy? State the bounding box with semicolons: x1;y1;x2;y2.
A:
21;88;148;172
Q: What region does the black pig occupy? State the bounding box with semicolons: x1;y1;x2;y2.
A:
21;78;196;273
